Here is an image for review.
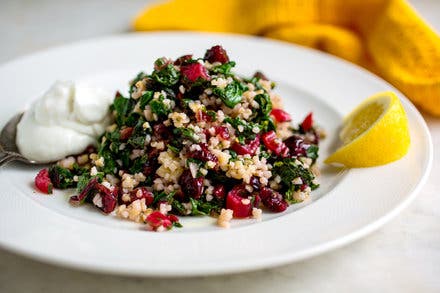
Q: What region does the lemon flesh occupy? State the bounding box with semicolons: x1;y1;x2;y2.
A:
325;91;410;167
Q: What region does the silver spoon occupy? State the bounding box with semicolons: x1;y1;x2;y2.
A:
0;113;40;166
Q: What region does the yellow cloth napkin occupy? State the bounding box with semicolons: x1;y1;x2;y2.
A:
133;0;440;116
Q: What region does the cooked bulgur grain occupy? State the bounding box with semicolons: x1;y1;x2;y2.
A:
42;45;322;232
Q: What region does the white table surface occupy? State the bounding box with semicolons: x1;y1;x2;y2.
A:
0;1;439;292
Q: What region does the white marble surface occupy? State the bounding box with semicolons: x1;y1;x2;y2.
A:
0;1;439;292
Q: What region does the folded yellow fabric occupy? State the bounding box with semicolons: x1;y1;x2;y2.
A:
133;0;440;116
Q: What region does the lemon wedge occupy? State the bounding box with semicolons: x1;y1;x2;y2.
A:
325;91;410;167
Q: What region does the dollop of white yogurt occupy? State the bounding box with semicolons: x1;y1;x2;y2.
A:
16;81;114;162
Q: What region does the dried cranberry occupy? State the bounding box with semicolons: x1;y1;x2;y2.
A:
283;135;309;157
261;131;289;157
188;143;218;164
231;135;260;156
179;169;204;199
301;112;314;132
128;187;154;206
153;124;171;140
174;54;193;66
271;109;292;123
249;176;261;191
35;169;53;194
196;110;211;122
260;187;288;213
253;71;269;81
253;194;262;208
204;45;229;64
173;189;186;202
167;214;180;223
95;183;118;214
212;185;226;200
69;179;117;214
180;63;210;82
226;185;252;218
215;126;230;139
120;127;134;140
70;178;99;205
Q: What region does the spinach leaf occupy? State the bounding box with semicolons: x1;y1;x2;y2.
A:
254;93;272;117
272;158;319;202
306;145;319;161
129;155;148;174
150;94;172;117
139;91;154;109
129;72;147;95
210;61;236;76
111;93;134;126
48;166;75;189
188;198;221;216
151;63;180;87
213;80;247;108
173;127;197;142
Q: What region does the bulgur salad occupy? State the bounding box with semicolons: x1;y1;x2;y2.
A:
34;45;323;231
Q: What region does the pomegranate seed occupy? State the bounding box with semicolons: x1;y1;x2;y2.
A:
146;211;173;230
261;131;289;157
271;108;292;122
260;187;288;213
179;169;204;199
231;135;260;156
226;185;252;218
204;45;229;64
212;185;226;200
128;187;154;206
301;112;313;132
35;169;53;194
174;54;193;66
180;63;210;82
120;127;134;140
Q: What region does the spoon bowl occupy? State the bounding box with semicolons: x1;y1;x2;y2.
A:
0;113;41;166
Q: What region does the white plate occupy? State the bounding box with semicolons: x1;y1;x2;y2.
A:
0;32;432;276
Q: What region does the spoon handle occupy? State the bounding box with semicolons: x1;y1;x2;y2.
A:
0;151;18;167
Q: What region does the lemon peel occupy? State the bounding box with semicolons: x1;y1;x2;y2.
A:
325;91;410;167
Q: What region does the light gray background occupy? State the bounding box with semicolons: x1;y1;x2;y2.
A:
1;1;439;292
